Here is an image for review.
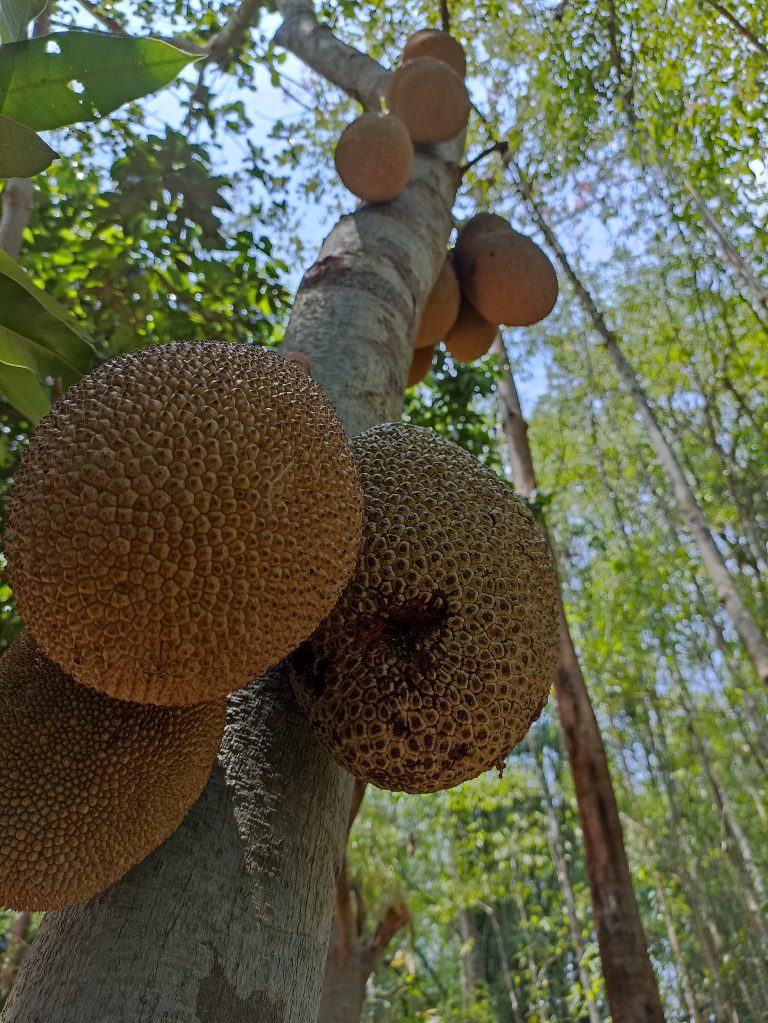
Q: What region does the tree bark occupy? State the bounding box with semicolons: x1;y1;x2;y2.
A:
3;5;461;1020
503;159;768;688
493;337;665;1023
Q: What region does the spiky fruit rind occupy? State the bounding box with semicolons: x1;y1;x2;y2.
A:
290;424;559;793
407;344;436;387
415;257;461;348
0;634;226;911
334;113;414;202
384;57;470;145
6;341;364;706
402;29;467;79
455;221;558;326
445;297;497;361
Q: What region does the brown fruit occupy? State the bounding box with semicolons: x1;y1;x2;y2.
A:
407;344;436;387
445;297;497;361
5;341;364;706
290;424;559;794
334;113;414;203
402;29;467;79
0;633;226;911
384;57;470;144
454;219;558;326
415;257;461;348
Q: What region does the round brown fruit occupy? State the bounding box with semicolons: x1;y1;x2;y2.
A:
384;57;470;145
0;633;226;911
5;341;364;706
334;112;414;203
407;344;436;387
289;423;559;794
415;257;461;348
444;297;498;362
454;219;558;326
402;29;467;79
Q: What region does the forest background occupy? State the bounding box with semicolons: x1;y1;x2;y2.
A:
0;0;766;1021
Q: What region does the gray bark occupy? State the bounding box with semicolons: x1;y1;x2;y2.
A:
3;5;461;1020
504;157;768;688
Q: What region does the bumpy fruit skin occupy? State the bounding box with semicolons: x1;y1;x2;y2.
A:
290;424;559;794
5;341;364;706
384;57;470;145
0;633;226;911
445;297;498;362
415;257;461;348
334;112;414;202
454;218;558;326
402;29;467;79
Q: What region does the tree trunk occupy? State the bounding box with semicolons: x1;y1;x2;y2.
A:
653;875;707;1023
529;733;602;1023
477;903;525;1023
503;159;768;688
672;674;768;951
3;6;461;1019
318;783;409;1023
493;338;665;1023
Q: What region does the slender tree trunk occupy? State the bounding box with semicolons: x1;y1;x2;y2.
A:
0;915;31;1008
511;886;555;1022
318;782;409;1023
477;903;525;1023
456;907;485;1010
529;733;602;1023
653;875;707;1023
603;0;768;321
504;159;768;688
493;337;665;1022
3;6;461;1020
672;675;768;951
618;750;740;1023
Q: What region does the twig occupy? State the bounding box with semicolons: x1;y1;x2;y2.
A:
699;0;768;58
440;0;450;32
75;0;209;54
460;139;508;175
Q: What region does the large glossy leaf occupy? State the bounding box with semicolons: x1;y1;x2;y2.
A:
0;251;94;419
0;113;56;176
0;31;198;131
0;361;49;422
0;0;47;43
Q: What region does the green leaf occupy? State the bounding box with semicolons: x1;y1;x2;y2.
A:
0;250;94;387
0;361;49;421
0;113;56;176
0;0;46;43
0;32;199;131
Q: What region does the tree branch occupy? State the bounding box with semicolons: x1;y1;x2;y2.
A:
699;0;768;58
274;0;388;108
347;778;367;832
334;856;356;954
440;0;451;32
363;903;410;973
75;0;209;54
206;0;267;66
